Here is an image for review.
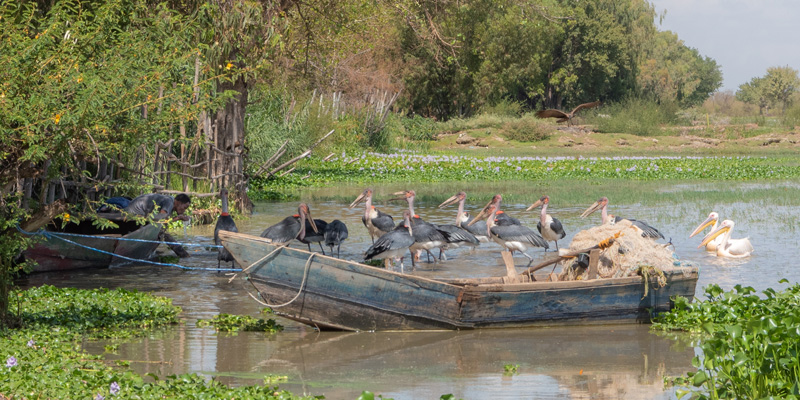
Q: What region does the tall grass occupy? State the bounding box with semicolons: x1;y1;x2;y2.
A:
588;97;685;136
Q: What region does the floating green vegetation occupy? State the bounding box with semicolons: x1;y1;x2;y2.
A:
503;364;520;375
0;286;319;399
13;284;181;339
196;313;284;333
250;152;800;199
653;281;800;399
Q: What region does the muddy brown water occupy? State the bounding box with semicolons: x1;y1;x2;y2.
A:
18;180;800;399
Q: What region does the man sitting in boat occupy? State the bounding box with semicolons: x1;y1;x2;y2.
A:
125;193;191;222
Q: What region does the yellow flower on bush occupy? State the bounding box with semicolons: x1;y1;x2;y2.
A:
53;114;62;124
63;213;70;222
225;62;233;70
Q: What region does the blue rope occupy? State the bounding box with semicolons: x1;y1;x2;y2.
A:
17;225;222;248
17;225;240;272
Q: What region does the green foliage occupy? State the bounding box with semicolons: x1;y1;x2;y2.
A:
503;364;519;375
590;97;684;136
737;66;800;114
196;313;283;333
12;285;180;339
501;113;551;142
655;282;800;399
638;31;722;107
0;285;320;399
481;99;524;117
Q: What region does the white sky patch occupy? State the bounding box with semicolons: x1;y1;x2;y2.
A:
650;0;800;92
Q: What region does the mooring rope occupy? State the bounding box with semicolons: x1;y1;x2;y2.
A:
17;225;239;272
240;251;318;309
17;225;221;248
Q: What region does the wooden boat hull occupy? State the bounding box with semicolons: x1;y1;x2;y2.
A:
220;231;698;331
25;223;161;272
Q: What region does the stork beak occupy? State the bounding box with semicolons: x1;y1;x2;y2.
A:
690;216;717;238
403;214;413;236
438;194;460;208
526;199;544;212
467;207;490;226
307;212;319;233
699;225;729;248
349;192;367;209
580;201;603;218
389;191;409;202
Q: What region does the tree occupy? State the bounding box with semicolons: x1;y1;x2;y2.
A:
0;0;221;327
736;66;799;115
637;30;722;107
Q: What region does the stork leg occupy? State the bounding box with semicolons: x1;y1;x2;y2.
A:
318;243;326;255
521;251;536;268
439;247;448;261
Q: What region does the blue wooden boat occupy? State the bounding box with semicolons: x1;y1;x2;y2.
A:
24;213;162;272
219;231;698;331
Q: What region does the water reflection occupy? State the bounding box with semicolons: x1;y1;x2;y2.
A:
18;179;800;399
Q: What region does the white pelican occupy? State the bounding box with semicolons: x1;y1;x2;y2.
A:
699;219;754;258
689;212;723;252
526;195;566;251
580;196;664;239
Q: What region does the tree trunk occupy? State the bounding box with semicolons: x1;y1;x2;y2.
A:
214;75;252;213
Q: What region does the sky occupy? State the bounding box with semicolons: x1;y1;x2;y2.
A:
649;0;800;92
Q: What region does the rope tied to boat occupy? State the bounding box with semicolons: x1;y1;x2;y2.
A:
16;224;239;272
241;251;318;309
16;224;221;248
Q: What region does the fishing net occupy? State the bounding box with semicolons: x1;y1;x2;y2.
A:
557;220;692;283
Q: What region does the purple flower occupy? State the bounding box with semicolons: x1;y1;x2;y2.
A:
6;356;17;368
110;382;120;395
27;339;35;347
95;395;105;400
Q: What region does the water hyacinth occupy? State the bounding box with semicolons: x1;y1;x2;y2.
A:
110;381;120;395
95;394;105;400
27;339;34;347
6;356;17;368
249;152;800;199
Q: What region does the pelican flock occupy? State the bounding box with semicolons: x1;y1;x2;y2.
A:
699;219;754;258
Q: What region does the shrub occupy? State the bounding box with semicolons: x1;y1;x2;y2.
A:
588;97;684;136
502;113;551;142
481;99;523;117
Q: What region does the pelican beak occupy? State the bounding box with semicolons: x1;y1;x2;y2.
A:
526;199;544;212
438;194;460;208
349;192;367;208
699;225;729;248
580;201;603;218
690;216;717;238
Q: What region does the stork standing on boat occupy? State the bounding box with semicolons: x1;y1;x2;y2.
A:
364;210;415;272
349;188;395;243
580;196;664;239
526;195;566;251
214;188;238;269
699;219;754;258
391;190;447;263
468;195;549;266
690;212;723;252
260;203;318;246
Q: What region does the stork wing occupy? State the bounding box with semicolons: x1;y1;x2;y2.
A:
535;109;569;119
570;101;601;115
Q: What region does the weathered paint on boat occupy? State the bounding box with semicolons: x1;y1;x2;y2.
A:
219;231;698;331
25;220;161;272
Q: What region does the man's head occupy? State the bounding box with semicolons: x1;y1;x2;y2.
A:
174;193;191;215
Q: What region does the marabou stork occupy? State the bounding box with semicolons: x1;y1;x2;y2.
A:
393;189;470;261
364;210;415;272
438;191;490;243
526;195;566;251
580;197;664;239
260;203;318;245
349;189;395;243
214;188;238;269
468;195;549;266
299;218;328;254
689;212;723;252
324;219;349;257
699;219;754;258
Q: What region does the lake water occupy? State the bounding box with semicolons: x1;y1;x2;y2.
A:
18;180;800;399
